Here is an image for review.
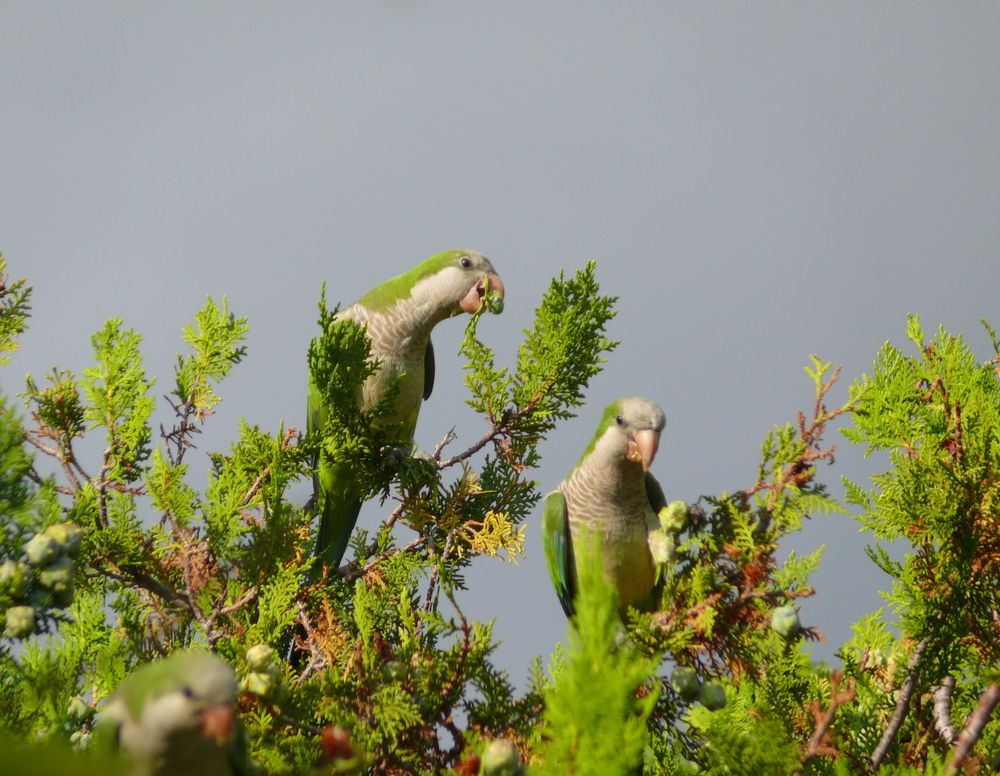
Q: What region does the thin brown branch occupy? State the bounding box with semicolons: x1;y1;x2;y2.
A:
382;500;405;533
218;586;260;617
422;529;459;613
96;448;111;529
358;501;407;559
435;392;546;471
870;638;929;770
947;682;1000;772
341;535;426;582
744;364;852;536
59;459;84;492
293;601;328;686
242;466;271;507
276;713;324;737
437;595;473;768
745;586;815;603
793;671;857;774
33;430;94;492
24;432;61;458
205;586;260;647
160;393;202;467
435;423;503;470
431;428;458;461
101;565;191;614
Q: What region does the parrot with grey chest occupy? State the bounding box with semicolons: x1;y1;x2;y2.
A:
310;249;505;573
542;396;671;618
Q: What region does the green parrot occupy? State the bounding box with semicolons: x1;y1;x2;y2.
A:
542;396;669;618
94;651;252;776
310;249;505;572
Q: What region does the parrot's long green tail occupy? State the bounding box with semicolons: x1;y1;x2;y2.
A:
290;485;362;667
312;484;363;577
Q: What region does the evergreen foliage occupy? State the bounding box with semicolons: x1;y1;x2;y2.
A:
534;538;658;776
1;254;998;775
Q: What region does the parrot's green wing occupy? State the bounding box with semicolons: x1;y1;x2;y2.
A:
423;339;434;400
644;472;667;513
542;490;575;617
309;380;364;573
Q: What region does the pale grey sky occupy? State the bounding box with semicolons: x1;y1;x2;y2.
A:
3;4;999;681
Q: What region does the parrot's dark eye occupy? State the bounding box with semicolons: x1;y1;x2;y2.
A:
180;686;196;700
460;256;472;269
615;415;624;426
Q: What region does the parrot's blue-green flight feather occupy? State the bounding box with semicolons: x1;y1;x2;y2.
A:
423;339;435;401
542;490;575;617
644;472;667;514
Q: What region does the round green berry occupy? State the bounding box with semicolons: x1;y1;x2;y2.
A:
244;670;277;698
671;666;702;702
43;523;84;556
38;556;74;592
5;605;36;638
245;644;274;672
482;739;520;776
25;533;60;567
770;606;801;640
0;560;30;598
699;680;727;711
381;660;408;683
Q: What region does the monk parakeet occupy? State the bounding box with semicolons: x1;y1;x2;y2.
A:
95;651;251;776
542;397;669;617
311;249;504;572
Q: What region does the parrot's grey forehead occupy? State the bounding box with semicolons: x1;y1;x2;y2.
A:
616;396;666;430
458;249;494;271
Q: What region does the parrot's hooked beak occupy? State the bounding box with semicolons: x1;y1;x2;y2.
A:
198;704;235;745
626;428;660;471
460;272;505;314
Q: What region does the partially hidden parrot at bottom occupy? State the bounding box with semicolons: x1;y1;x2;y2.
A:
94;650;252;776
542;396;670;618
310;249;505;573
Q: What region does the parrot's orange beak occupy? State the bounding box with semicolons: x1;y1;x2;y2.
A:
460;272;505;314
626;428;660;471
198;704;235;745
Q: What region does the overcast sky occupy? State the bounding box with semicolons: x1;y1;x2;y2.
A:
3;4;999;683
